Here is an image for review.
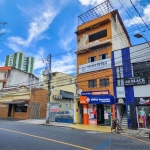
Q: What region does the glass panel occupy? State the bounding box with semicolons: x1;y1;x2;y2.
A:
117;79;120;87
121;79;124;86
137;106;150;129
120;67;123;78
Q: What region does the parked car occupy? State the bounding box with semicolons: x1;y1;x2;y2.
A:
54;110;73;119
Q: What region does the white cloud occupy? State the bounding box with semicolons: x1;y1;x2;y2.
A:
124;4;150;27
52;54;75;74
6;0;65;52
58;22;77;51
79;0;138;7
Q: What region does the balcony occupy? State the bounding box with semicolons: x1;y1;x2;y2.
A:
78;58;111;74
76;37;112;54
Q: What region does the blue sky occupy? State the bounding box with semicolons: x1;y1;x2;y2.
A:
0;0;150;76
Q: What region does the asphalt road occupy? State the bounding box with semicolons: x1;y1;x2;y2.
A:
0;119;150;150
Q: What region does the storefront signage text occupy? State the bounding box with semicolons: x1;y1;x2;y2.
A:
81;91;109;96
79;58;111;74
124;77;147;86
53;95;62;100
136;97;150;105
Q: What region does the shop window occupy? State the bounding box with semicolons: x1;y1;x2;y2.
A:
137;106;150;129
100;78;109;87
116;66;124;86
88;56;96;63
88;79;97;88
133;61;150;78
15;104;27;112
89;29;107;42
99;53;108;60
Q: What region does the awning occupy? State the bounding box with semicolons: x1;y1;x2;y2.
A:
1;99;29;104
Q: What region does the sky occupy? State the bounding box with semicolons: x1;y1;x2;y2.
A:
0;0;150;76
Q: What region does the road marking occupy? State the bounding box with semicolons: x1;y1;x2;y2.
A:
86;131;102;134
0;128;91;150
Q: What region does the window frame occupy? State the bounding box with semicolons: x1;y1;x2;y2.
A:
88;79;97;88
99;53;108;60
88;56;96;63
100;78;109;87
116;66;124;87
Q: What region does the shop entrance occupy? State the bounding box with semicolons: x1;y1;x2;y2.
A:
97;104;104;125
8;104;12;117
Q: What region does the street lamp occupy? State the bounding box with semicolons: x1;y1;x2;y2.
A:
134;33;150;47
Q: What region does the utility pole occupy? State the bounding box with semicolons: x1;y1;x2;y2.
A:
46;54;52;124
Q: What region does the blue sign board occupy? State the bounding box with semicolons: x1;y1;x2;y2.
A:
81;91;114;104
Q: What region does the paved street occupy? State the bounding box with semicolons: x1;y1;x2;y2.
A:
0;119;150;150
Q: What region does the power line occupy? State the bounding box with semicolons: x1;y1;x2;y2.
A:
130;0;150;31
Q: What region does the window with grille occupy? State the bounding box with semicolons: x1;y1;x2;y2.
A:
99;53;108;60
100;78;109;87
88;56;96;63
88;79;97;88
116;66;124;86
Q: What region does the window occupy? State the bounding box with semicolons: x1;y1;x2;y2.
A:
4;73;7;79
100;53;108;60
88;79;97;88
100;78;109;87
89;29;107;42
133;61;150;78
15;104;27;112
116;66;124;86
88;56;96;63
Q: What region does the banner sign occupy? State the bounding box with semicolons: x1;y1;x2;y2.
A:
136;97;150;105
124;77;147;86
79;58;111;74
81;91;109;96
80;95;114;104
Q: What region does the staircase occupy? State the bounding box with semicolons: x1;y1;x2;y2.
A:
121;110;127;128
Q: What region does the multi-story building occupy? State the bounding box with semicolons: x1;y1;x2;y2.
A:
5;52;35;74
43;71;76;122
112;42;150;130
76;1;131;126
0;66;39;90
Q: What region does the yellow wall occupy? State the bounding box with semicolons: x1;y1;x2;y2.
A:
43;72;76;111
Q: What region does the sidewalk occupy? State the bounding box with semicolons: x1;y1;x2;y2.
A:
16;119;111;133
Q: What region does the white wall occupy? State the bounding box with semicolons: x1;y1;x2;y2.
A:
134;84;150;97
116;87;125;98
111;15;130;51
6;68;39;87
130;43;150;63
114;49;122;67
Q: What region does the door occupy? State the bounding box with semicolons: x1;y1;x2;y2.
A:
29;102;40;119
97;105;104;125
78;102;83;124
130;102;137;129
8;104;12;117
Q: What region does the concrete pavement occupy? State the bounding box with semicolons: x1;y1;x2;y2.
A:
16;119;112;132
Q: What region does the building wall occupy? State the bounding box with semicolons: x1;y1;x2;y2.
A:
5;52;35;73
6;68;39;88
43;72;76;111
111;14;130;51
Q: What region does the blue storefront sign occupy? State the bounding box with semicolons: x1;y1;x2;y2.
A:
81;91;114;104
